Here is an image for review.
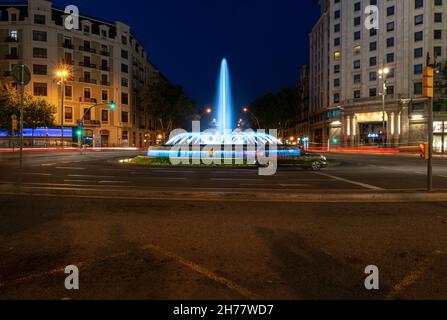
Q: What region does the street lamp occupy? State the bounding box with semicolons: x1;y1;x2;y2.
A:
378;67;390;146
242;106;260;129
55;66;71;148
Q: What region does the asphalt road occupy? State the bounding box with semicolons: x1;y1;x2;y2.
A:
1;150;447;193
0;151;446;299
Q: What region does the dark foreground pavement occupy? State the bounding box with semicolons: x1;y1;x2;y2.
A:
0;195;446;300
0;151;447;299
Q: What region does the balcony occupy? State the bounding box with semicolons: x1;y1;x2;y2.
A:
79;62;97;69
5;53;19;60
62;42;74;49
100;81;111;86
99;65;110;71
79;78;97;84
79;119;101;127
5;36;18;43
79;46;96;54
79;97;98;103
99;50;110;57
62;59;74;65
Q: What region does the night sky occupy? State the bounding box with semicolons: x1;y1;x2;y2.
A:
21;0;320;110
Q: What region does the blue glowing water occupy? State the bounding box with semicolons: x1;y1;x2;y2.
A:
163;58;284;148
217;58;233;132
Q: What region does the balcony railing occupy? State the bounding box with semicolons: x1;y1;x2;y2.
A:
5;36;18;43
79;62;97;69
100;81;111;86
62;59;74;65
99;65;110;71
79;97;98;103
79;46;96;54
5;53;19;60
99;50;110;57
62;42;74;49
79;78;97;84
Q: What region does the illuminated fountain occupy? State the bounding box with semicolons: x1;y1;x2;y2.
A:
148;58;299;160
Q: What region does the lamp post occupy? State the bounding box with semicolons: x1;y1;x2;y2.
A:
242;107;260;129
55;66;70;148
378;67;390;147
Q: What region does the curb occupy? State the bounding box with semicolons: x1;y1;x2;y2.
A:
1;184;447;202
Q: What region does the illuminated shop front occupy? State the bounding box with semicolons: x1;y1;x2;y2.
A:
434;121;447;153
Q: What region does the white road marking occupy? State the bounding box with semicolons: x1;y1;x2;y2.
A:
68;174;116;179
146;177;187;180
55;167;86;170
211;178;263;181
23;173;52;176
279;184;310;187
314;172;384;191
64;179;94;183
98;181;129;184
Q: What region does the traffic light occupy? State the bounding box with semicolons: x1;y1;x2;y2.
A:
109;101;117;110
332;138;338;144
419;143;429;160
75;128;83;137
423;67;434;98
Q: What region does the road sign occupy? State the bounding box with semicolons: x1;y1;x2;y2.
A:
12;64;31;85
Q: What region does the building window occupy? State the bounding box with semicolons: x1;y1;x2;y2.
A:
415;0;424;9
33;82;47;96
65;107;73;122
334;51;341;60
354;90;361;99
83;108;91;121
33;47;47;58
414;31;423;42
121;111;129;123
84;88;91;99
415;15;424;25
65;86;73;99
414;64;423;74
414;82;423;95
32;64;47;75
34;14;46;25
387;6;395;16
122;93;129;105
102;90;108;102
9;30;18;41
386;53;395;63
121;64;129;73
414;48;423;58
32;30;47;42
122;78;129;87
101;109;109;123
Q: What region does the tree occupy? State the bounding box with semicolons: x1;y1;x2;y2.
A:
250;87;300;131
139;79;196;133
0;84;55;133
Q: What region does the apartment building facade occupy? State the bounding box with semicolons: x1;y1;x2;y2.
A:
0;0;162;148
310;0;447;152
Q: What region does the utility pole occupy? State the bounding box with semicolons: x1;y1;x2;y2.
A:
60;80;65;148
423;53;435;191
19;65;24;169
